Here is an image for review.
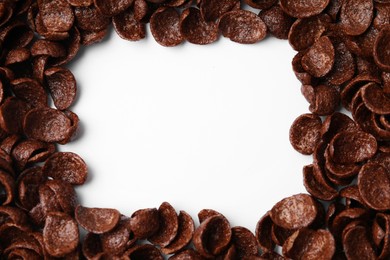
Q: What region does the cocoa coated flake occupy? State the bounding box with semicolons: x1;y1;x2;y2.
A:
255;212;275;252
180;7;218;45
113;8;146;41
0;97;30;134
0;170;15;206
303;164;338;201
280;0;330;18
270;194;319;230
11;78;47;108
43;152;87;185
23;107;72;143
193;214;232;258
38;0;74;32
329;130;377;164
289;113;322;155
339;0;374;36
74;5;110;31
374;25;390;72
150;7;184;47
169;249;204;260
244;0;277;9
130;208;160;239
309;85;340;116
124;244;164;260
219;10;267;44
43;211;79;257
301;36;335;78
200;0;239;22
44;67;77;110
259;5;295;40
75;205;120;234
282;228;335;259
358;162;390;211
94;0;134;17
343;225;377;259
149;202;179;247
230;226;258;258
362;82;390;115
162;210;194;254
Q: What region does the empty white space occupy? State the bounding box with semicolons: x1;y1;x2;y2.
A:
65;27;311;231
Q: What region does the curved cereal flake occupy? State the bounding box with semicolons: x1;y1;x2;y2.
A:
100;217;132;255
74;5;110;31
38;0;74;32
0;171;15;206
358;162;390;211
321;112;357;142
303;164;338;201
270;194;319;230
31;40;66;58
193;215;231;258
11;140;55;171
374;3;390;30
230;226;258;258
339;185;366;208
150;7;184;47
282;228;335;259
5;48;30;66
309;85;339;116
44;67;77;110
162;210;194;254
255;212;275;252
125;244;163;260
149;202;179;247
345;26;379;58
301;36;335;77
325;149;360;180
43;152;87;185
180;7;218;45
341;74;380;111
280;0;330;18
94;0;134;17
11;78;47;108
329;130;377;164
112;8;146;41
75;205;120;234
259;5;295;40
198;208;222;223
80;28;109;46
374;26;390;72
130;208;160;239
133;0;148;21
288;14;330;51
325;41;355;86
361;83;390;115
293;53;313;85
0;21;34;49
60;110;80;144
374;213;390;259
271;222;294;246
43;211;79;257
16;167;46;211
0;98;30;134
32;56;49;84
343;225;376;259
52;27;81;66
289;113;322;155
244;0;276;9
23;107;72;143
169;249;204;260
219;10;267;44
200;0;239;22
339;0;373;36
45;180;78;215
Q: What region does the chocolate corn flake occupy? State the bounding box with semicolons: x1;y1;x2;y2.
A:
130;208;160;239
219;10;267;44
150;7;184;47
259;5;295;40
149;202;179;247
270;194;319;230
289;113;322;155
374;26;390;72
280;0;330;18
112;8;146;41
44;67;77;110
94;0;134;17
75;205;120;234
180;7;218;45
339;0;374;36
43;211;79;257
200;0;239;22
23;107;72;143
38;0;74;32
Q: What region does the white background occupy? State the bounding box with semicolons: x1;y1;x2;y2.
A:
64;25;311;233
